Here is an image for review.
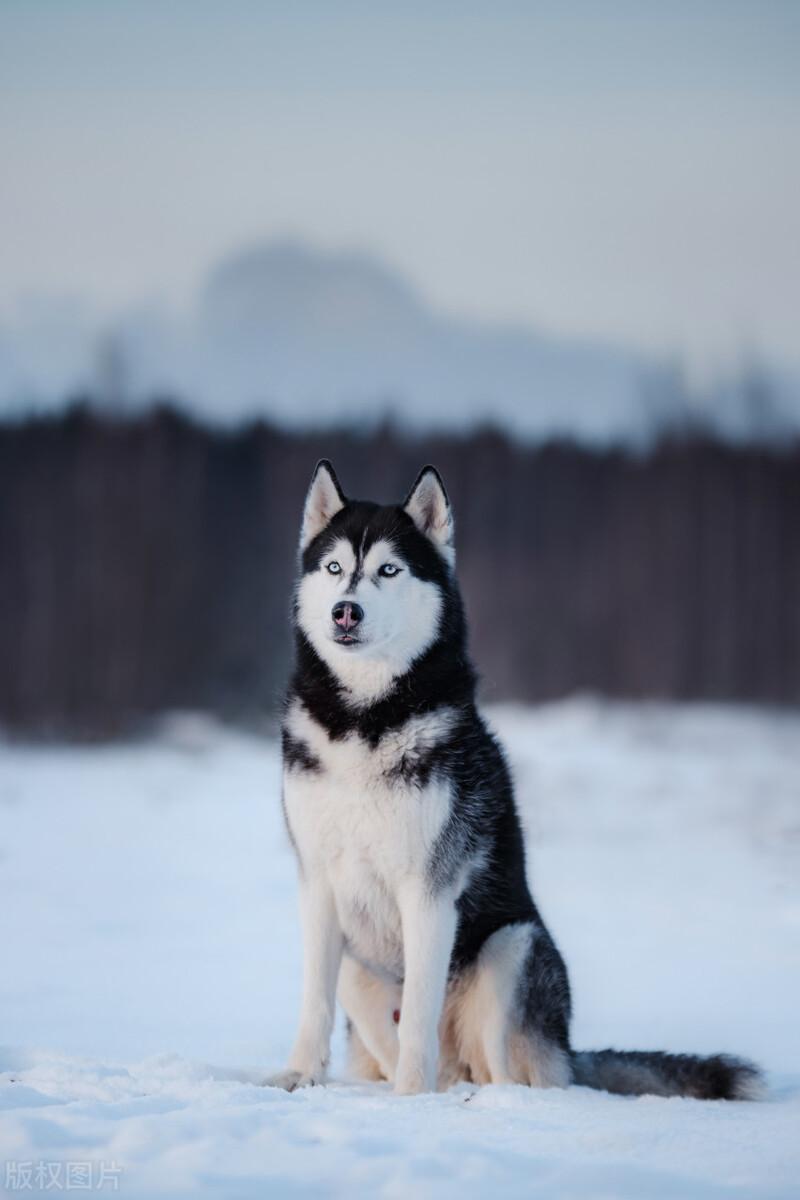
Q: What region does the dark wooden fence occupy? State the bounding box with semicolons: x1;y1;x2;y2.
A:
1;404;798;735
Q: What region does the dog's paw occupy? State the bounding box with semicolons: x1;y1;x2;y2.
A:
393;1078;424;1096
262;1068;319;1092
393;1062;433;1096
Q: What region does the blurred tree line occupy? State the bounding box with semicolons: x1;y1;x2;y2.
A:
0;404;798;737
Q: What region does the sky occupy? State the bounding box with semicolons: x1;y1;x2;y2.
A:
1;0;798;375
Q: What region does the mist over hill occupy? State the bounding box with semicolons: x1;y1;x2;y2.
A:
0;239;797;443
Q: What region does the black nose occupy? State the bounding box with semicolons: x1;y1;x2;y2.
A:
332;601;363;631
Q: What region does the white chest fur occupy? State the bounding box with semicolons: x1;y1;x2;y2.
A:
283;700;456;977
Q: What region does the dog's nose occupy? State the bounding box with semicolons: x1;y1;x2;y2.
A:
332;601;363;631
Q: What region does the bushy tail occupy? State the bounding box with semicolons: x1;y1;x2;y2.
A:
571;1048;762;1100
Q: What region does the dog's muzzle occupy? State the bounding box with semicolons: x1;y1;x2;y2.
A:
331;601;363;644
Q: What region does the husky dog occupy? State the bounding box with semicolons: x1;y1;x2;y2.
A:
267;460;761;1100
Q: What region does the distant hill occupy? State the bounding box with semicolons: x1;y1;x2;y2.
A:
0;239;797;442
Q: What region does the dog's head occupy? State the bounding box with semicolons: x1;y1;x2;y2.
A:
294;460;458;700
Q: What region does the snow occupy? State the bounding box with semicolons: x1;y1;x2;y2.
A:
1;700;798;1197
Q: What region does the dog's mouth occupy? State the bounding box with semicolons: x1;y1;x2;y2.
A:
332;632;363;647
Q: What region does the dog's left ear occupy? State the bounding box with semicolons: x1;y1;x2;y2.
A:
403;466;454;564
301;459;347;550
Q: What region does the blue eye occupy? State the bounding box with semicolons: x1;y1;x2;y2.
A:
326;561;342;575
379;563;401;578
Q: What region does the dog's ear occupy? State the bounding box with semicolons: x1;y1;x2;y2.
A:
301;460;346;549
403;465;454;564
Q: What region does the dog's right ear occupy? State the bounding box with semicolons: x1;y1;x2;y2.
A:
300;460;347;549
403;465;455;566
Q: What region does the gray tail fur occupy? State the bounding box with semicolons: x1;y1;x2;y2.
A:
571;1049;763;1101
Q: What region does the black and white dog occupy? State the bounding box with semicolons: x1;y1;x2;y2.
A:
267;460;760;1100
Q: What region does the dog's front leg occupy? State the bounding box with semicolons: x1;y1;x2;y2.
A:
266;879;343;1091
394;884;457;1095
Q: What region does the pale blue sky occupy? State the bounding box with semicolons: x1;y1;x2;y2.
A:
1;1;798;371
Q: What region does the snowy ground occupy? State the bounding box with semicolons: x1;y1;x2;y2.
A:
1;700;798;1198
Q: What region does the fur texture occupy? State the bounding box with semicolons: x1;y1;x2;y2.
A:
266;460;762;1102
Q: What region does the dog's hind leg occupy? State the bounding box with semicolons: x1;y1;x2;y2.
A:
515;922;573;1088
457;924;532;1084
346;1021;385;1082
458;922;572;1088
338;956;401;1083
